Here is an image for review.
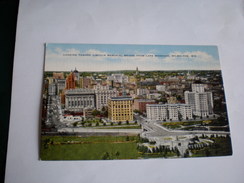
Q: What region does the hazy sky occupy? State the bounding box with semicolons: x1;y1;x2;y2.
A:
45;43;221;72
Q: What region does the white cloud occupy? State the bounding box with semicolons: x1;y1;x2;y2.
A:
84;49;108;55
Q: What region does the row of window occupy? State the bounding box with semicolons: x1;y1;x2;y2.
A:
68;100;93;107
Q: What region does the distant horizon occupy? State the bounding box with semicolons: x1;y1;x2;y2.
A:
45;69;221;73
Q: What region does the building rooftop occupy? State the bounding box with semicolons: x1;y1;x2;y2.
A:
146;103;191;107
109;96;133;101
65;88;95;94
134;99;155;102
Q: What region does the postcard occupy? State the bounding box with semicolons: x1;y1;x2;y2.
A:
40;44;232;160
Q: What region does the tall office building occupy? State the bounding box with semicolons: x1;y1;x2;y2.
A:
48;83;57;96
65;72;76;89
185;84;213;117
192;83;206;93
108;97;133;122
56;79;66;94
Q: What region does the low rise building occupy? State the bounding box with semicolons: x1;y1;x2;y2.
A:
107;74;128;83
146;104;193;121
147;93;161;100
156;85;166;92
65;89;95;111
134;99;156;113
137;88;149;96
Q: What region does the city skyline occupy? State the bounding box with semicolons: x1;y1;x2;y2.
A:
45;44;221;72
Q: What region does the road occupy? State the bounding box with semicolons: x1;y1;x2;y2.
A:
58;127;141;134
46;95;66;128
135;114;230;138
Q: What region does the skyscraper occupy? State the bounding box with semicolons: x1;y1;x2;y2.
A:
185;84;213;117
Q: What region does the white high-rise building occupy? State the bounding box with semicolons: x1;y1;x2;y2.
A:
146;104;193;121
192;84;206;93
185;90;213;117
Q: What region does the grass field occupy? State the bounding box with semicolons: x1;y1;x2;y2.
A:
40;136;141;160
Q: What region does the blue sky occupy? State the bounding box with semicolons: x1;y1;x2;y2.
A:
45;43;221;71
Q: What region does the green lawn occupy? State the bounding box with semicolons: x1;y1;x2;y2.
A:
40;136;141;160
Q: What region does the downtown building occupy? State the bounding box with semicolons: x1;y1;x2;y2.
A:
146;104;193;121
108;97;133;122
95;89;118;110
136;88;149;96
79;77;92;89
48;83;57;96
56;79;66;94
184;84;213;117
65;88;96;112
134;99;156;113
107;74;128;83
65;72;76;89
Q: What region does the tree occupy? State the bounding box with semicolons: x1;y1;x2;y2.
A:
92;109;101;117
184;150;190;158
125;136;130;141
44;138;51;149
101;106;106;112
73;122;78;127
102;152;110;160
176;95;182;101
175;147;180;157
115;151;120;158
178;112;183;121
205;149;210;157
126;120;129;125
